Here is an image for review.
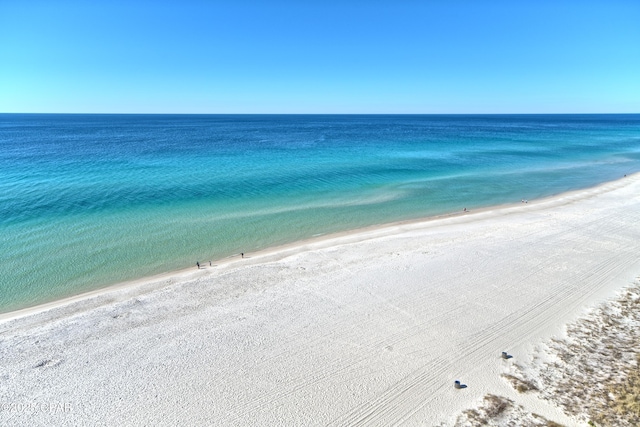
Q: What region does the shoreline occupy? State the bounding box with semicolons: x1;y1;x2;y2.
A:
1;172;637;324
2;171;640;425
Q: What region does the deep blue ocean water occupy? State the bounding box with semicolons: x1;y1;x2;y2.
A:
1;114;640;313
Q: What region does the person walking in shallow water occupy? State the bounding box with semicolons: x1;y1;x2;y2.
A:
196;261;200;269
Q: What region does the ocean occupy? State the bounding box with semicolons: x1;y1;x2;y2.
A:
1;114;640;313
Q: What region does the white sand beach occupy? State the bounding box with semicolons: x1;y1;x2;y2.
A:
2;174;640;426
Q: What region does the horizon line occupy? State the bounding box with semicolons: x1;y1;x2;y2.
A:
2;112;639;116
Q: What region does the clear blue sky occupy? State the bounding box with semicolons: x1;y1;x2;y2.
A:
1;0;639;113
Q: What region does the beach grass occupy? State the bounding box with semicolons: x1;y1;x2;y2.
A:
456;281;640;426
517;282;640;426
501;373;539;393
603;354;640;424
455;394;564;426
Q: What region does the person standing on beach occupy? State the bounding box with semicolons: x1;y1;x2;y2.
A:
196;261;200;269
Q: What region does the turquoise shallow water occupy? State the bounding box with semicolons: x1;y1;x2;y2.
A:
1;114;640;313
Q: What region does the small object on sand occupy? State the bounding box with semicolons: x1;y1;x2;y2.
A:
501;351;513;359
454;380;467;389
